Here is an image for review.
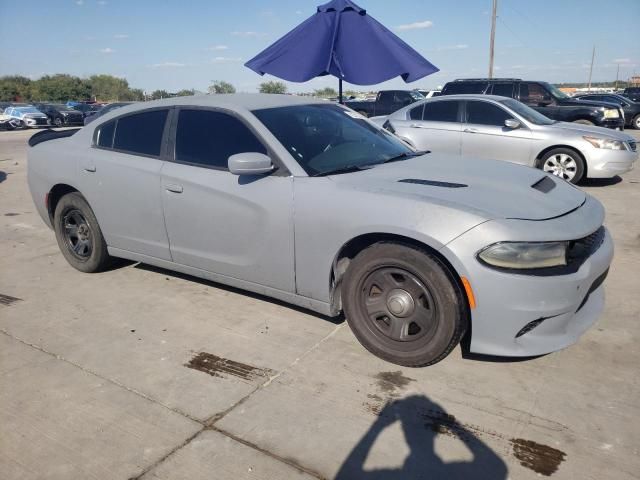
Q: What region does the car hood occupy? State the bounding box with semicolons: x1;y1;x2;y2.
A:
560;98;619;109
329;154;586;221
549;121;635;140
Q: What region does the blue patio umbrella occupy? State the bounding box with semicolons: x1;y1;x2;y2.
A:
245;0;438;102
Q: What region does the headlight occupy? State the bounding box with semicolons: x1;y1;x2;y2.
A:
478;241;568;269
603;108;619;119
583;136;626;150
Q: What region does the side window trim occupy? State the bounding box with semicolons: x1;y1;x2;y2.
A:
91;106;172;160
168;106;290;176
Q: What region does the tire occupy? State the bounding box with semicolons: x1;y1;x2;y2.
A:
342;242;468;367
633;114;640;130
54;117;63;127
573;119;594;126
538;148;585;184
53;192;111;273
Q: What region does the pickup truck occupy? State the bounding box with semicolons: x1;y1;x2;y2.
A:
345;90;424;117
441;78;625;129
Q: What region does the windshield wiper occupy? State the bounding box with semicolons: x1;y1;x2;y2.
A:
312;164;373;177
381;150;429;164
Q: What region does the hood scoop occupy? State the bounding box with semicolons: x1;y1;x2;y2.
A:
531;176;556;193
398;178;468;188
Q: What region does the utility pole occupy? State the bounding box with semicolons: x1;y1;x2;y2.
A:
615;63;620;91
587;45;595;91
488;0;498;78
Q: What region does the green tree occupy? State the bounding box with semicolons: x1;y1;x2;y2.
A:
150;89;170;100
87;74;132;101
0;75;32;101
175;89;195;97
29;74;91;102
259;81;287;94
313;87;337;98
120;88;145;101
208;80;236;94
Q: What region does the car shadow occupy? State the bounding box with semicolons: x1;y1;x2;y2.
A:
133;263;343;325
580;175;622;187
334;394;508;480
0;171;6;183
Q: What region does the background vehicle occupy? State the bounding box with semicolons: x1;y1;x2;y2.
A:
622;87;640;102
0;107;21;130
70;102;102;118
381;95;637;184
27;94;613;367
573;93;640;129
345;90;424;117
441;78;625;130
418;89;442;98
4;105;49;128
34;103;85;126
84;102;132;125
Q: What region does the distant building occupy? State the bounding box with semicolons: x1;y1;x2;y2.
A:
630;76;640;86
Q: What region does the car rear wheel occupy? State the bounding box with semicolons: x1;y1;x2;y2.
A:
53;192;111;273
633;114;640;130
573;119;594;126
342;243;467;367
539;148;585;184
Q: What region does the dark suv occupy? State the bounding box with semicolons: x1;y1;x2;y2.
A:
622;87;640;102
441;78;624;129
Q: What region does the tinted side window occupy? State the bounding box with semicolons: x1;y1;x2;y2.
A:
175;109;266;169
422;101;459;122
491;83;514;98
96;120;115;148
409;104;424;120
113;109;168;156
466;101;512;126
443;82;488;95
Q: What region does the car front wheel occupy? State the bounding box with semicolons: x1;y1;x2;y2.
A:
342;243;468;367
539;148;585;184
53;192;111;273
54;117;63;127
633;114;640;130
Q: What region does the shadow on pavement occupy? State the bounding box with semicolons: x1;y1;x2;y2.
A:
334;395;508;480
580;175;622;187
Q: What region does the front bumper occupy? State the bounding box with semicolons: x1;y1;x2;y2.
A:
441;197;614;357
598;117;625;130
583;145;637;178
23;117;49;128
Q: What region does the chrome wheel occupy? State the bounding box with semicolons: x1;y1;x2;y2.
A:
360;267;437;343
62;209;93;260
543;153;578;181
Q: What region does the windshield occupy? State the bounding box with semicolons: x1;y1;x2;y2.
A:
52;104;75;111
253;104;414;176
410;91;425;101
543;83;570;99
499;98;555;125
17;107;42;114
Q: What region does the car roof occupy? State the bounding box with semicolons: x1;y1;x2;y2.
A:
419;94;510;101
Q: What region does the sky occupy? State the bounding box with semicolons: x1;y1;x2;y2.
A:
1;0;639;94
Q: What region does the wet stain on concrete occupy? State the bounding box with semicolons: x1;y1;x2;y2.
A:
375;371;415;395
510;438;566;476
0;293;22;306
185;352;275;382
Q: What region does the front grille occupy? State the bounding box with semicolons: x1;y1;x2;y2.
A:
567;226;605;268
628;141;637;152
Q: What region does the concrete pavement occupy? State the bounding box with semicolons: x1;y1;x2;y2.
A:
1;128;639;479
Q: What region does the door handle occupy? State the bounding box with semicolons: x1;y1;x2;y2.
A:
463;128;478;133
410;124;426;129
83;165;96;172
165;184;183;193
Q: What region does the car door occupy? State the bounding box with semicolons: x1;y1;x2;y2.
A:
78;108;172;260
160;108;295;292
399;99;462;154
461;100;533;166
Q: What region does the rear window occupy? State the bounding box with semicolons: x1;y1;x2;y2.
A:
409;104;424;120
442;82;488;95
112;109;168;157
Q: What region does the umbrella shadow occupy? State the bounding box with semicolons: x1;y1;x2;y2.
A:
334;395;508;480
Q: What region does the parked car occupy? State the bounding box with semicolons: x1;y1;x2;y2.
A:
27;94;613;367
84;102;132;125
34;103;85;127
70;102;102;118
4;105;49;128
573;93;640;129
379;95;637;184
418;89;442;98
441;78;625;130
0;107;21;130
622;87;640;102
345;90;424;117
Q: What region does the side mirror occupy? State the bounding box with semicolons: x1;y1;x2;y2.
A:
228;152;274;176
504;119;521;129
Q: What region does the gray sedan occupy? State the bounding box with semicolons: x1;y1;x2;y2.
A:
27;94;613;366
377;95;637;183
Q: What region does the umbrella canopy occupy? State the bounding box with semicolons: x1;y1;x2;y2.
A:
245;0;438;99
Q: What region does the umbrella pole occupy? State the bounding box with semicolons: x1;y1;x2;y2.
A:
339;78;343;104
